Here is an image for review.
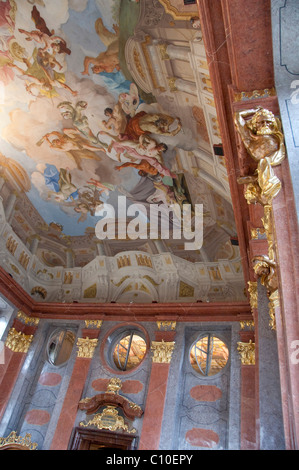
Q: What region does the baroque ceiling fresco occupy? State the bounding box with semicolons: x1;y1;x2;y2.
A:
0;0;246;304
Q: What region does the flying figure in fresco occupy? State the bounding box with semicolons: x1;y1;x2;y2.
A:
74;180;115;223
81;17;120;75
29;6;71;55
42;164;79;202
57;100;99;144
37;128;104;170
6;6;76;97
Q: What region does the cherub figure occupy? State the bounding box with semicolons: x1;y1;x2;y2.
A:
101;104;128;135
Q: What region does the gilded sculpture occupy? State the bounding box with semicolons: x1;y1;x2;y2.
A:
107;377;122;394
234;107;285;330
234;107;285;205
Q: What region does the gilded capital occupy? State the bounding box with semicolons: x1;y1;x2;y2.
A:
5;327;33;353
76;337;98;358
237;340;255;365
151;340;175;363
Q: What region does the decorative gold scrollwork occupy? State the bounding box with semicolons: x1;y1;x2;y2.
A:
79;406;136;434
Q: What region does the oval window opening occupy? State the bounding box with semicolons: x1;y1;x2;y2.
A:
190;334;229;376
47;329;75;366
112;332;147;371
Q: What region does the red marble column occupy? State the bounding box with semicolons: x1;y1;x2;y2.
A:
138;330;175;450
0;318;37;421
50;329;100;450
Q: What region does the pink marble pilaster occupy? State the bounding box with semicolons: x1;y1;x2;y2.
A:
138;362;170;450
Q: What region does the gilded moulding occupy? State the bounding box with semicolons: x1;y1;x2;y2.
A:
5;327;33;353
151;340;175;363
76;337;98;358
237;340;255;365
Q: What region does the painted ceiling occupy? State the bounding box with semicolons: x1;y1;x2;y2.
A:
0;0;246;303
